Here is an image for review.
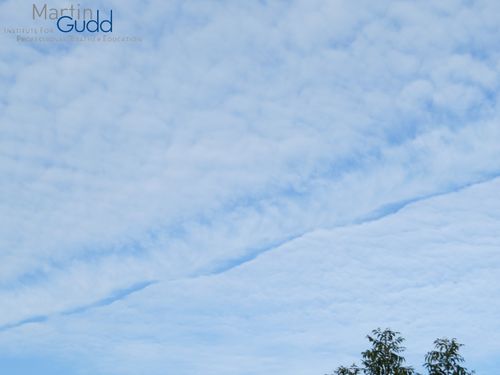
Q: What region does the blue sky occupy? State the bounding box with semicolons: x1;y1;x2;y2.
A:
1;0;500;374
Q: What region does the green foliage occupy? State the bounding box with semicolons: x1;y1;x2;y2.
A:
361;328;414;375
333;364;362;374
330;328;414;375
328;329;474;375
424;338;475;375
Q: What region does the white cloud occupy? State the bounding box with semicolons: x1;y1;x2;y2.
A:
0;0;499;373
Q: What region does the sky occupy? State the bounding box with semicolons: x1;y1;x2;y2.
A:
0;0;500;374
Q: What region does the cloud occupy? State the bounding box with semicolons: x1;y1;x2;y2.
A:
1;0;499;374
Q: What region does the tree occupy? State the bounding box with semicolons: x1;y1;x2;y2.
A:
424;338;475;375
333;364;362;375
328;329;475;375
361;328;414;375
330;328;414;375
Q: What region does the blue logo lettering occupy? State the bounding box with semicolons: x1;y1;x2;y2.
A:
56;10;113;33
56;16;74;33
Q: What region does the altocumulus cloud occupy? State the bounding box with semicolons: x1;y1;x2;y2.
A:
0;0;499;374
